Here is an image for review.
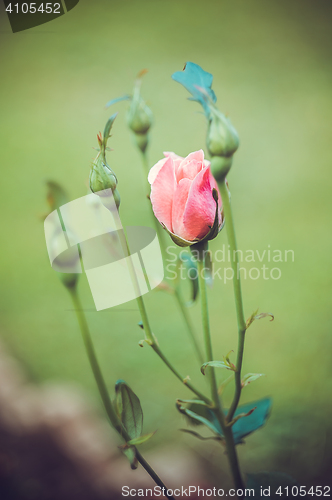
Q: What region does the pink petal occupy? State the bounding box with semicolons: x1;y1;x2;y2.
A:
163;152;183;176
163;151;184;161
171;178;193;240
150;156;176;232
176;159;203;182
148;157;168;185
182;166;219;241
183;150;205;163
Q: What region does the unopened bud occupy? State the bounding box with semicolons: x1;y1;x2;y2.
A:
89;115;121;210
126;70;153;153
206;107;239;181
127;100;153;136
89;154;117;195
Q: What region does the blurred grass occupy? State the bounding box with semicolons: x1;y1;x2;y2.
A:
0;0;331;485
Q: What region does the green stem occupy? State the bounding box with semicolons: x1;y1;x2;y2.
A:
116;227;212;406
139;150;205;366
219;180;247;422
196;246;244;492
174;288;205;365
69;287;175;500
196;256;220;411
140;149;150;179
136;294;211;405
223;427;245;491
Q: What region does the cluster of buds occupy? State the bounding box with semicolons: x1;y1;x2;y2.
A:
126;69;153;154
172;62;239;182
89;114;121;210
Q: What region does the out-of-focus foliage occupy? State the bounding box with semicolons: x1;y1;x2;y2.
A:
0;0;331;488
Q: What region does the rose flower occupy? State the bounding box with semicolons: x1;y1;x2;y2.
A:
148;150;224;247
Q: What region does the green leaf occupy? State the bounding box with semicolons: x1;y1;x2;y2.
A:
241;373;265;387
246;472;298;499
172;62;217;116
115;380;143;440
176;402;222;436
254;312;274;322
105;94;131;109
179;252;199;305
218;373;235;395
201;360;230;375
246;309;274;329
46;181;68;212
180;429;222;442
227;397;272;444
103;113;118;142
120;445;138;470
176;399;209;406
127;431;156;446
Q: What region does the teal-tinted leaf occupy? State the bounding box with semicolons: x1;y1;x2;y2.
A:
182;408;222;436
201;360;230;375
127;431;156;446
172;62;216;116
105;94;131;109
227;397;272;444
180;429;222;442
176;402;222;436
246;472;298;499
179;252;199;305
115;380;143;440
186;400;216;427
121;445;138;470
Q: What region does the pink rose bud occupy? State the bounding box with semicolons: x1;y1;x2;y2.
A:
148;150;224;247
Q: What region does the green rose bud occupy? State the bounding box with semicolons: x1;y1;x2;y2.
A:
126;70;153;153
207;107;239;158
206;106;239;181
89;116;120;210
127;97;153;135
89;150;117;195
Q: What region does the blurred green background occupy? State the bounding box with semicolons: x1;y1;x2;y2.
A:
0;0;331;489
